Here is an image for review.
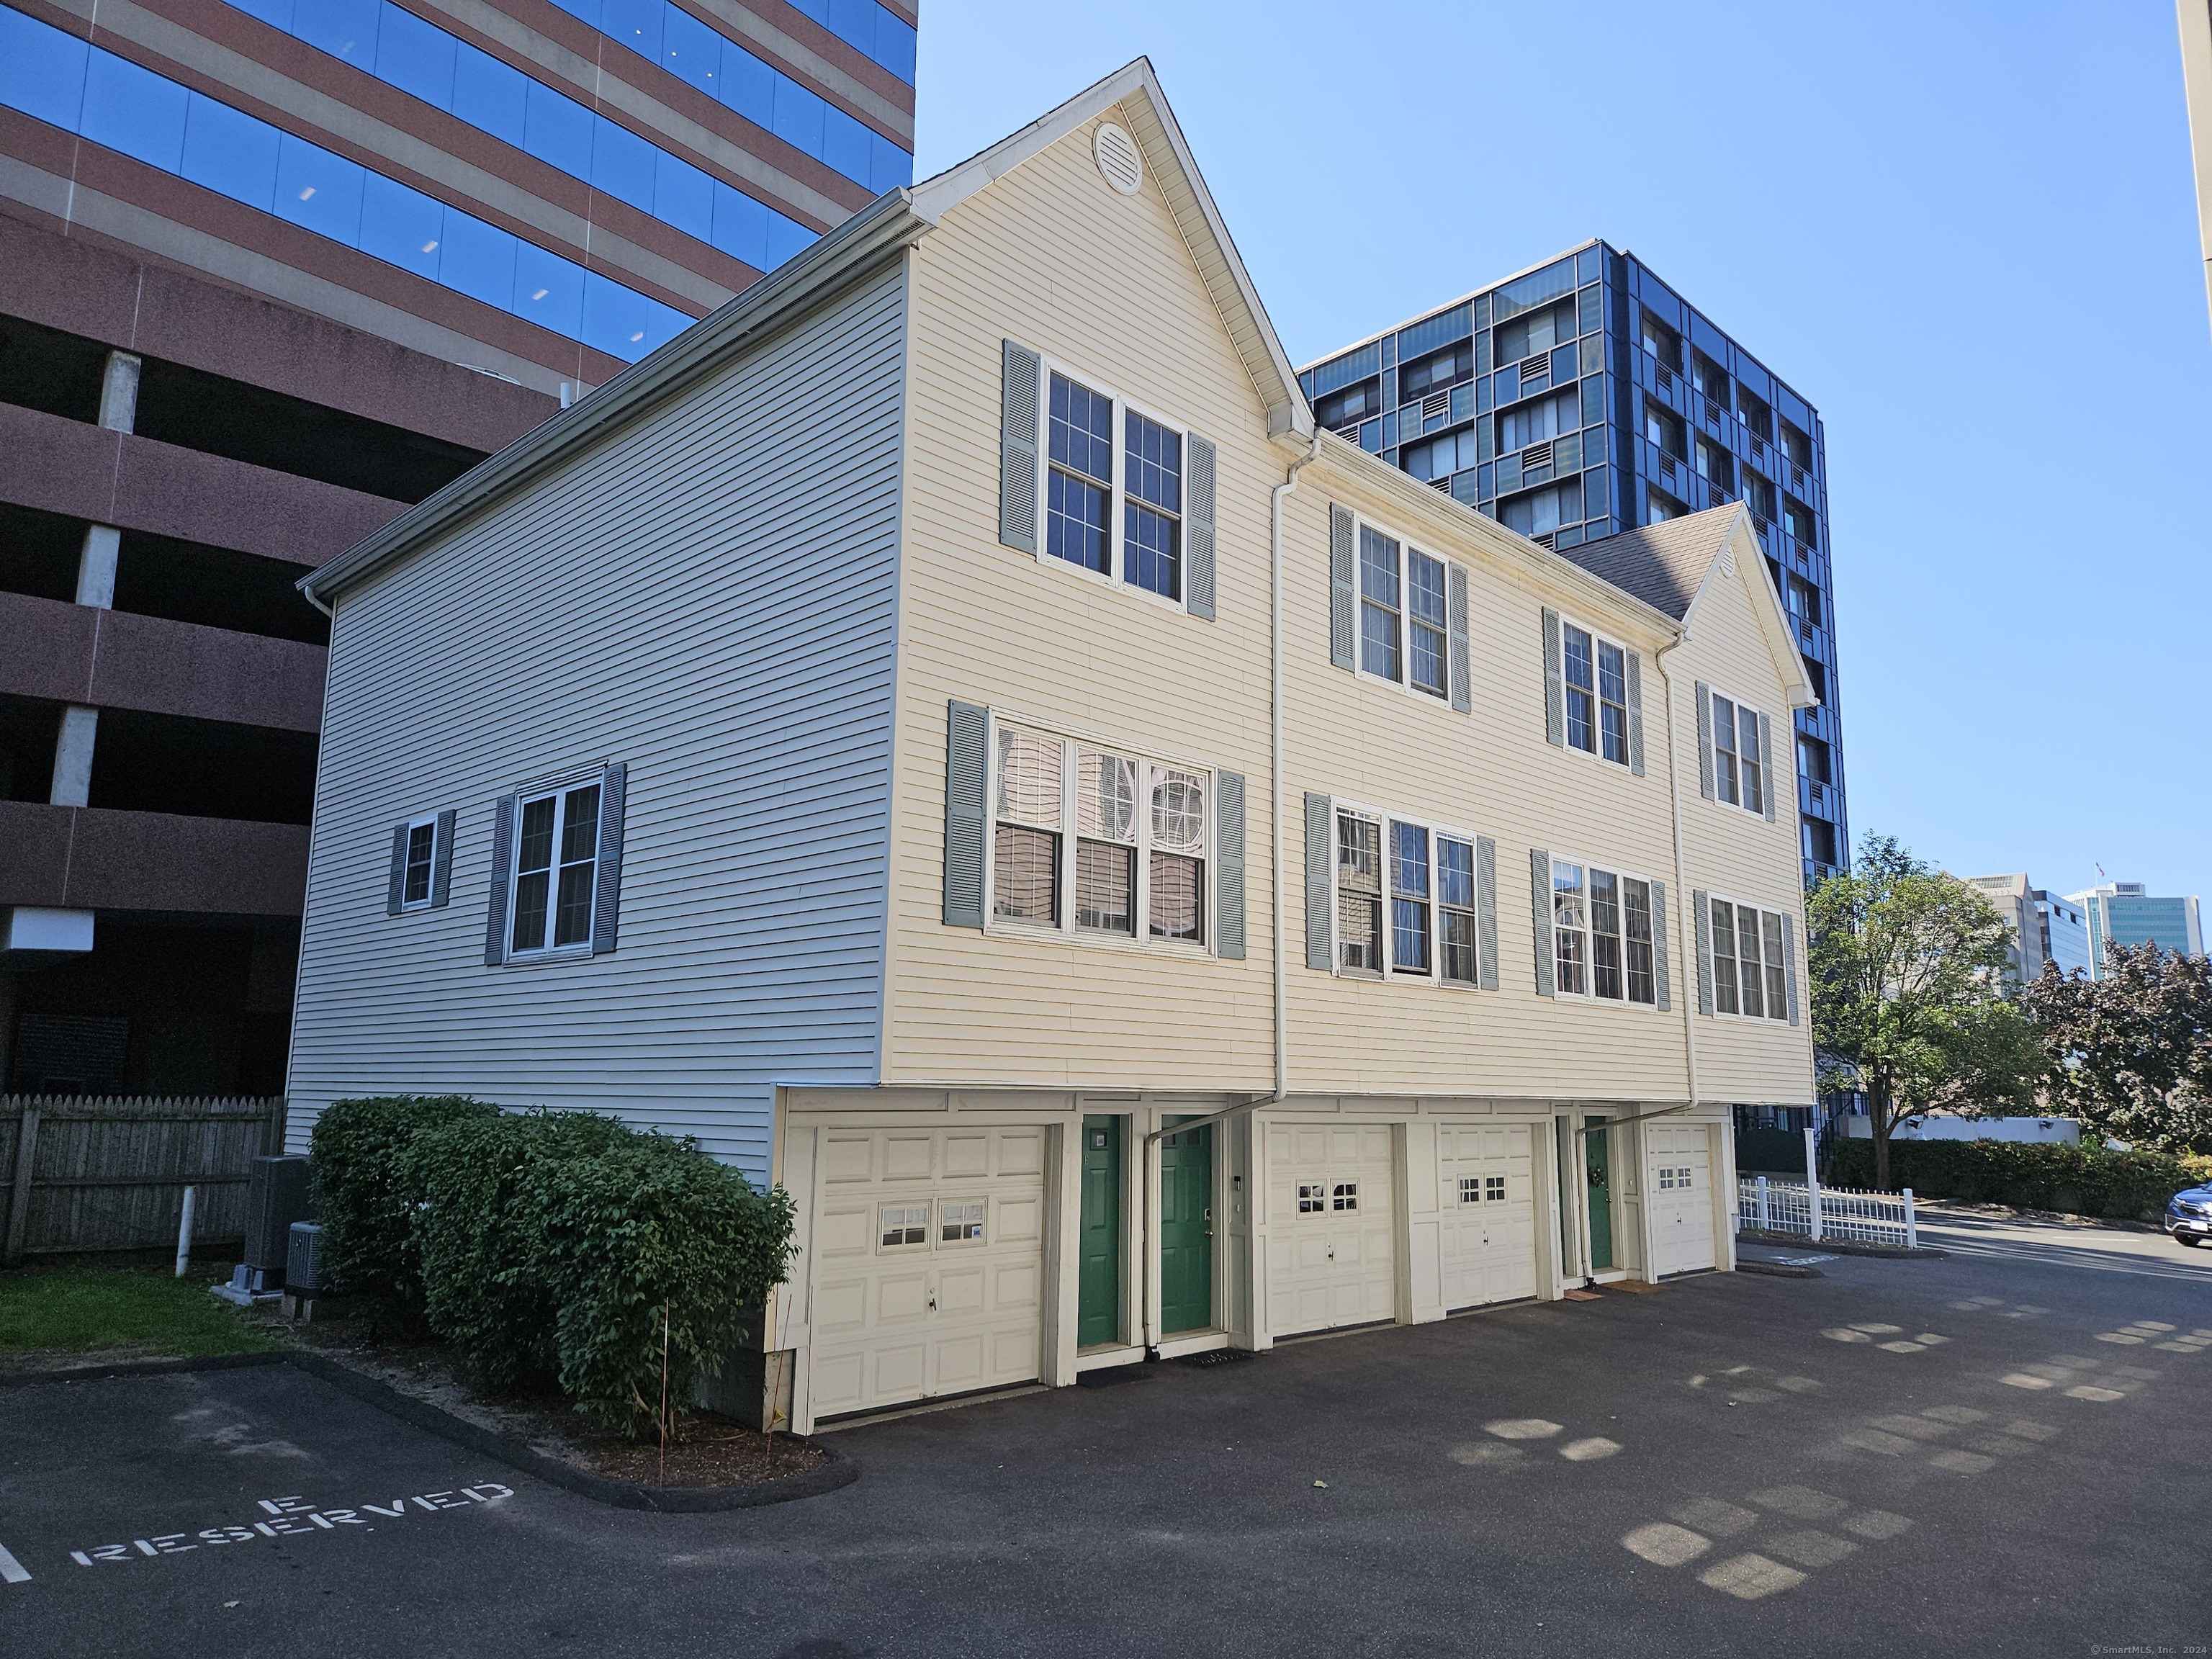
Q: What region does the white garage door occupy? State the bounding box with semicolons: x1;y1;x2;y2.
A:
1647;1123;1716;1277
1437;1123;1538;1309
1266;1123;1395;1336
807;1125;1046;1419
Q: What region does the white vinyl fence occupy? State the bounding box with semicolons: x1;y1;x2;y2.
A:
1734;1126;1918;1249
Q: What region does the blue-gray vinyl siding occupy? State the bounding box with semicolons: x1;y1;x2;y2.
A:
286;261;909;1180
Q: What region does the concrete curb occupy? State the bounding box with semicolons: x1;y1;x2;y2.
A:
1735;1260;1825;1280
1736;1228;1947;1260
0;1349;857;1514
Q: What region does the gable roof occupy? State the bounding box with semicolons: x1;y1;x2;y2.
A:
1557;506;1740;621
305;60;1313;608
908;58;1310;442
1563;504;1817;709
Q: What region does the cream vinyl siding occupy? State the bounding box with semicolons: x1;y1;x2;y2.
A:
1665;528;1817;1105
287;261;910;1178
1279;460;1691;1103
881;110;1277;1089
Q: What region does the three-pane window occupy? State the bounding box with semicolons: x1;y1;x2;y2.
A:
1709;691;1766;814
1041;369;1195;606
1708;896;1790;1021
989;721;1210;949
1561;619;1630;765
1552;856;1658;1007
1336;808;1479;986
511;783;599;954
1354;517;1455;703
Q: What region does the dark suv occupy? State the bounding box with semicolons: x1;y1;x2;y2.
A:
2167;1183;2212;1246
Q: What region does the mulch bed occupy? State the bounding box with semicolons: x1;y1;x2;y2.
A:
274;1305;829;1491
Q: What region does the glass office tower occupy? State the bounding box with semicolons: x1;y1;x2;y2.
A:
0;0;914;1092
1299;240;1848;886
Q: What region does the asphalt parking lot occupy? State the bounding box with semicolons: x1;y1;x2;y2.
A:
4;1219;2207;1659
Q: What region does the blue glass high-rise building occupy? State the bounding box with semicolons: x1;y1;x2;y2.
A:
1300;240;1848;884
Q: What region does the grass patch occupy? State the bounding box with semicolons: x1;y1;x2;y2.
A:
0;1267;286;1361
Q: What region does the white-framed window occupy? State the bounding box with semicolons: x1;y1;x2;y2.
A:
1457;1173;1509;1205
1708;894;1790;1021
1334;804;1480;987
400;814;439;909
986;716;1214;953
1551;855;1660;1007
1350;514;1455;703
878;1203;930;1251
938;1200;986;1246
1040;361;1193;607
1557;615;1632;766
1708;690;1766;814
1296;1179;1362;1215
508;779;601;956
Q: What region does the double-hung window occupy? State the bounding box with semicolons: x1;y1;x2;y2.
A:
1707;896;1790;1021
1349;512;1458;704
1707;690;1766;814
1335;806;1480;986
987;719;1214;950
511;782;598;954
1123;410;1182;601
387;809;455;915
1552;855;1659;1007
1036;365;1202;609
1560;619;1630;765
1046;372;1112;573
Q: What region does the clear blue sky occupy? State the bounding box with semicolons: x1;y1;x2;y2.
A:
911;1;2212;906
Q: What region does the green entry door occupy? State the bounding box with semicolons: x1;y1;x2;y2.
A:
1077;1116;1122;1349
1584;1117;1614;1271
1159;1120;1213;1335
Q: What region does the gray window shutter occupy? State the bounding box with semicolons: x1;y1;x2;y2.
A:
1448;562;1472;714
1328;505;1355;670
431;808;456;908
386;825;406;916
999;341;1040;554
1185;433;1217;621
1693;888;1714;1015
1529;847;1555;997
1215;768;1245;958
1542;608;1565;747
944;701;989;928
1695;682;1716;800
591;763;626;956
483;795;517;966
1782;912;1800;1026
1304;791;1334;970
1758;711;1777;822
1699;681;1716;801
1626;651;1645;776
1650;878;1671;1011
1476;835;1499;991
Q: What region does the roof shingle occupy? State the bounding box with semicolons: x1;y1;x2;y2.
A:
1555;504;1743;621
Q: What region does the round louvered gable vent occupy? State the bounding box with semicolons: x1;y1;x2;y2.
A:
1094;122;1143;194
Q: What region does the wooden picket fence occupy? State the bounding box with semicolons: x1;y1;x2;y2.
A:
1;1095;287;1264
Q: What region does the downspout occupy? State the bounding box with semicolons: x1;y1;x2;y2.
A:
1138;433;1322;1355
1653;631;1701;1135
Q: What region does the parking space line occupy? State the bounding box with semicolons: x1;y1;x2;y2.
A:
0;1542;30;1584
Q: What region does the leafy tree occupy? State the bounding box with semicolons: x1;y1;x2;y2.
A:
2025;943;2212;1155
1808;835;2042;1190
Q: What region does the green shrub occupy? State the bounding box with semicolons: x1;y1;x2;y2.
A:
1828;1137;2212;1220
309;1097;796;1439
309;1094;500;1299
